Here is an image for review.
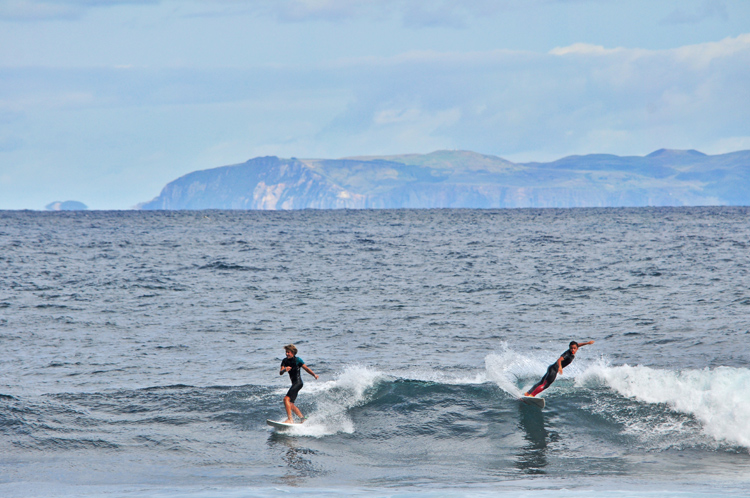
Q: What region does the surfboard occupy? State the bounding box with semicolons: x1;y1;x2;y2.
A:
519;396;545;409
266;419;298;430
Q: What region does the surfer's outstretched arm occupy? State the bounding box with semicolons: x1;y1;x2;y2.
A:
558;340;594;374
302;364;319;380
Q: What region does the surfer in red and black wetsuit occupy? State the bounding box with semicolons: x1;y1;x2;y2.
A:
524;340;595;397
279;344;319;423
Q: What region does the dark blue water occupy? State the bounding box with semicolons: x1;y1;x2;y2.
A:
1;208;749;497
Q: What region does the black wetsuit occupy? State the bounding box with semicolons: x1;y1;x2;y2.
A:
281;356;305;402
528;349;575;396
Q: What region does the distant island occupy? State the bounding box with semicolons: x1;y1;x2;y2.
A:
46;201;88;211
138;149;749;210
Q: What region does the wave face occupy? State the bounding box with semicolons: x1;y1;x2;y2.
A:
580;364;750;449
294;360;750;450
2;357;750;495
1;207;750;496
484;345;750;451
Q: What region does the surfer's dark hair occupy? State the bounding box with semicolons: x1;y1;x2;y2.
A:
569;341;579;349
284;344;298;355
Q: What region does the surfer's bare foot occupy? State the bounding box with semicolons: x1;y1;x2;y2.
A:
523;392;532;397
283;419;294;424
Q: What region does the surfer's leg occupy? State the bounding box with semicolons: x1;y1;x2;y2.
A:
283;396;294;423
535;365;558;395
525;378;545;397
526;365;558;397
291;403;304;419
528;382;547;397
284;382;304;422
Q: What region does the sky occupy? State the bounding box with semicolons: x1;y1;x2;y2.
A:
1;0;749;209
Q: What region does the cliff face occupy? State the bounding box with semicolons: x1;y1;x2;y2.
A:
139;156;365;210
139;149;750;210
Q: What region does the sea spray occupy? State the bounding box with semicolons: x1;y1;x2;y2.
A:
579;364;750;449
484;344;550;396
282;365;385;437
273;366;492;436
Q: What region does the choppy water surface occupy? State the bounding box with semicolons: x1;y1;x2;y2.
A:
1;208;749;497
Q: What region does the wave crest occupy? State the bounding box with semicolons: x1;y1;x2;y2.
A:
579;364;750;449
283;365;385;437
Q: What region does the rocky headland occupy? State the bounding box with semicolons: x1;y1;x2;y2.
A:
139;149;750;210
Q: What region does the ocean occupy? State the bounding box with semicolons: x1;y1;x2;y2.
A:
1;207;749;497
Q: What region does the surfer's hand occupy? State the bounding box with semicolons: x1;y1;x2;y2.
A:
314;374;319;380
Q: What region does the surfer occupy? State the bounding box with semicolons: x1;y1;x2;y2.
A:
279;344;319;423
524;340;595;397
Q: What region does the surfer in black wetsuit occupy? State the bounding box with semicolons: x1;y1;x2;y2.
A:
279;344;319;423
524;340;595;397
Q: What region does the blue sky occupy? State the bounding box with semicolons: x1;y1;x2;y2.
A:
1;0;749;209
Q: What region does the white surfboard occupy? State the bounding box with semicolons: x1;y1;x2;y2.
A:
519;396;545;409
266;419;299;430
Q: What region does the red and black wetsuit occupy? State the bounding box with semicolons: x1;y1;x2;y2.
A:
528;349;575;397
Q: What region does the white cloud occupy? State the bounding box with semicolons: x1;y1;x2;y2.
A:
4;35;750;153
707;135;750;154
320;33;750;156
550;43;626;56
672;33;750;68
373;108;423;125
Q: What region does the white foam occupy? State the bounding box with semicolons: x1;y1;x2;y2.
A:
275;365;490;436
280;365;386;437
484;343;578;397
578;363;750;449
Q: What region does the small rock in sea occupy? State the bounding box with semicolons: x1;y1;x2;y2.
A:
45;201;88;211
